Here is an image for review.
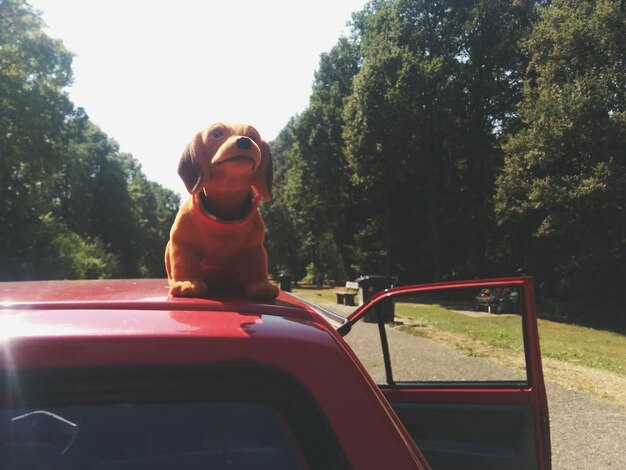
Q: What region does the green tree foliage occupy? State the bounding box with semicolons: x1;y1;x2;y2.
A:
264;38;361;283
54;122;179;278
124;155;180;277
343;0;535;281
0;0;179;280
495;0;626;299
262;119;309;280
268;0;536;285
267;0;625;321
0;0;76;278
40;213;122;279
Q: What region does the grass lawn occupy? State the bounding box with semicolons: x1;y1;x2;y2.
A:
535;319;625;375
395;302;526;352
292;286;339;304
395;302;625;376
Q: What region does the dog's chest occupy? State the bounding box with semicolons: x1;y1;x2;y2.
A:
205;220;260;247
191;212;264;255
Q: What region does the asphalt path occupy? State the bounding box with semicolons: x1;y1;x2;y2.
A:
315;299;626;470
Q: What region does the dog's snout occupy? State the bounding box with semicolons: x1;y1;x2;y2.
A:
236;137;252;150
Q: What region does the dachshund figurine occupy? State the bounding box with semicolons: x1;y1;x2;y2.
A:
165;123;279;300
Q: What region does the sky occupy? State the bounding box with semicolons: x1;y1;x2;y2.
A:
29;0;368;197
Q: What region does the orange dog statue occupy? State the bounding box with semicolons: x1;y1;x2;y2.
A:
165;123;279;300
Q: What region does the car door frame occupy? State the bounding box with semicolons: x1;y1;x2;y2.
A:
340;276;551;470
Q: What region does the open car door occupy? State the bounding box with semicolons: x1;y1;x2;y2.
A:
339;277;551;470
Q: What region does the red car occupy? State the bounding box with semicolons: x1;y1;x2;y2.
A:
0;276;550;469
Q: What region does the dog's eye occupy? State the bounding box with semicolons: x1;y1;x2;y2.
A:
212;130;224;138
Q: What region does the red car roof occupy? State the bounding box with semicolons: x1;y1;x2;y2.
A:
0;278;320;320
1;278;302;307
0;279;343;367
0;278;172;303
0;279;334;365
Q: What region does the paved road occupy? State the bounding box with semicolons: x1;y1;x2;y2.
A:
314;299;626;470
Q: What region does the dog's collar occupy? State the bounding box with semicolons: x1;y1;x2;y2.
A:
193;190;261;225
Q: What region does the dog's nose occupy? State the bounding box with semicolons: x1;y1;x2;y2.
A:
236;137;252;150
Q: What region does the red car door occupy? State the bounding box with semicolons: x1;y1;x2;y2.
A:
339;277;551;470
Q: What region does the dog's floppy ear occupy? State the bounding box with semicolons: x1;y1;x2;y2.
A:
178;143;202;194
254;141;273;201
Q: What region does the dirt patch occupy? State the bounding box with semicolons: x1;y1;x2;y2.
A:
541;358;626;407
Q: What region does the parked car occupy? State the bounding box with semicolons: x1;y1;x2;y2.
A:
0;276;550;469
474;287;523;314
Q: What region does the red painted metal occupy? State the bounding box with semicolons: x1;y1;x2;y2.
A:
348;276;551;470
0;279;429;469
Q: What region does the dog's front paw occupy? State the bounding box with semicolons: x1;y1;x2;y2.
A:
245;282;280;300
169;279;208;298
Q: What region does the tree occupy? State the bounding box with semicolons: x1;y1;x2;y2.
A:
125;157;180;277
0;1;180;280
0;0;76;279
55;122;180;278
343;0;535;282
495;0;626;300
265;38;361;283
262;119;309;280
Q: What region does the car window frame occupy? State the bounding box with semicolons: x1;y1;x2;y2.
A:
341;276;543;390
